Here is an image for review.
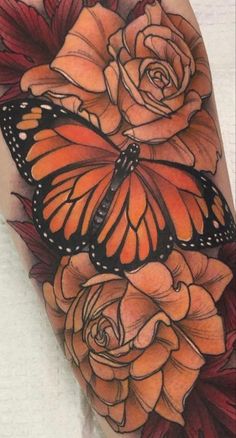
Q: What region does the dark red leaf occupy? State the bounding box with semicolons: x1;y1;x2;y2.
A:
218;284;236;332
203;332;236;375
51;0;83;47
0;0;58;63
84;0;118;9
44;0;60;19
218;243;236;332
0;51;32;84
219;243;236;273
141;413;174;438
183;391;226;438
83;0;97;6
30;262;56;284
0;83;28;103
199;382;236;433
8;220;57;266
102;0;118;10
127;0;156;22
12;193;33;220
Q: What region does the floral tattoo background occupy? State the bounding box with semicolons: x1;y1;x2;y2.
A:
0;0;235;436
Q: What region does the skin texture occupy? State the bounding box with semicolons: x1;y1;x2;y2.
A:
0;1;235;437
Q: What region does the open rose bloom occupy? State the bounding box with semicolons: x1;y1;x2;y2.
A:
21;0;221;173
43;251;232;433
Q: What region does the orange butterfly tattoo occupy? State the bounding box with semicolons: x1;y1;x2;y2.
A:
1;99;235;273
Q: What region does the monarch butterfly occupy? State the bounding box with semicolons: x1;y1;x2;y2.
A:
0;99;235;273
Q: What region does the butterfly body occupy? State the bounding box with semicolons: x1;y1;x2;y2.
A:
1;99;235;273
91;143;140;235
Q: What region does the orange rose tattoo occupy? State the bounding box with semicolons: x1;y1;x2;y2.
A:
0;0;235;437
43;251;231;433
21;1;221;172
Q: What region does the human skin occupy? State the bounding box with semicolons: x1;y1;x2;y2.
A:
0;1;235;437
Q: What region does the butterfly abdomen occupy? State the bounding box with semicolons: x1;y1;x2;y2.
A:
91;143;140;234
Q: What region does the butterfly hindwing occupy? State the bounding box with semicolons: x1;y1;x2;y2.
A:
175;171;236;249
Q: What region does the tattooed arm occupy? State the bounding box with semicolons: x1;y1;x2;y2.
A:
0;1;235;437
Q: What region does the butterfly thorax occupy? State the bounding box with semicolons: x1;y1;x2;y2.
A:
91;144;140;233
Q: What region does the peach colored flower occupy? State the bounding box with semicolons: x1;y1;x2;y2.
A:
21;1;221;173
43;250;232;433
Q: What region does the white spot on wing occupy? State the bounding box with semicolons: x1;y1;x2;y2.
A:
19;132;27;140
41;104;52;110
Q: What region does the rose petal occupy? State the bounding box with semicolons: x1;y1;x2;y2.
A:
131;324;178;379
80;356;93;383
139;135;195;166
72;363;88;393
43;282;60;312
155;329;204;424
51;254;95;313
118;83;168;126
123;58;143;87
178;285;225;355
124;90;202;143
169;14;211;98
87;386;109;417
165;250;193;286
133;312;171;349
110;388;148;433
65;293;81;331
21;64;71;95
48;257;68;310
108;402;125;426
72;331;88;363
104;60;120;104
43;283;66;332
144;35;191;83
79;90;122;134
123;12;154;57
120;283;159;343
21;63;122;135
140;24;195;72
52;4;124;92
123;1;182;57
62;253;95;300
89;354;130;381
91;375;129;405
131;371;163;412
176;109;221;173
84;273;122;287
69;253;98;280
125;262;190;321
182;251;233;302
85;279;125;321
